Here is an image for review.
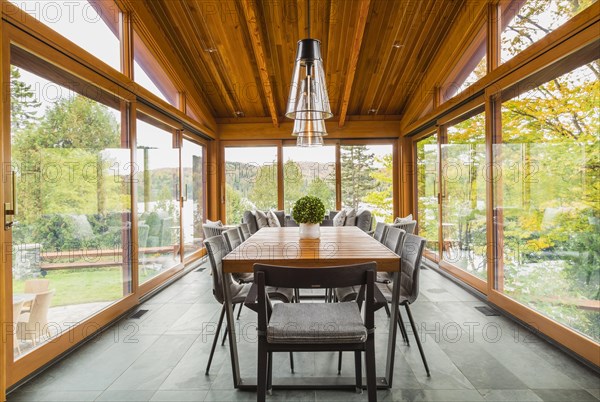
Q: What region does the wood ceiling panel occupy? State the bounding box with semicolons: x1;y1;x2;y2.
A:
131;0;472;124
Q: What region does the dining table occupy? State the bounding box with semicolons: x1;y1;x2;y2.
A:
221;226;402;391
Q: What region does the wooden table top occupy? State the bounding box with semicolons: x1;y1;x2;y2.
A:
222;226;400;273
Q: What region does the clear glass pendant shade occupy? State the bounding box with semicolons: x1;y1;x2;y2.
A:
292;118;328;137
285;39;332;120
296;134;324;147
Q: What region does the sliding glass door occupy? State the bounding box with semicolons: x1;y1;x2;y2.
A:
181;139;206;259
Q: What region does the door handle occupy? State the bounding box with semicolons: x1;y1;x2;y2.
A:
5;171;17;230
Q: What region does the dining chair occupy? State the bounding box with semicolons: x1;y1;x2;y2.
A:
203;236;294;375
223;228;242;252
238;223;251;241
390;220;417;235
202;223;228;238
372;221;389;243
12;300;24;355
17;289;55;347
250;262;379;402
379;233;430;376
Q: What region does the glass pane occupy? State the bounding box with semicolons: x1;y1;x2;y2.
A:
495;61;600;342
134;31;176;105
341;144;394;223
283;146;336;214
442;111;487;280
224;147;278;224
443;28;487;100
182;139;205;258
501;0;597;64
136;119;180;283
10;64;130;358
9;0;120;71
416;135;439;254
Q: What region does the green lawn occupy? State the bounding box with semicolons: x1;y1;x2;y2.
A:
13;268;124;307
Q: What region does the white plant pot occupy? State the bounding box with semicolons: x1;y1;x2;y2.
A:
299;223;320;239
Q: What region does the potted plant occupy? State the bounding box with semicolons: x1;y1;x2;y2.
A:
292;195;326;239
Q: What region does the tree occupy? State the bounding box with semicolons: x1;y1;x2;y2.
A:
306;177;335;212
283;160;304;211
363;154;393;222
247;162;278;210
341;146;376;209
10;66;40;133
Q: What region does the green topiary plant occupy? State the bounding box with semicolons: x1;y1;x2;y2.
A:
292;195;326;224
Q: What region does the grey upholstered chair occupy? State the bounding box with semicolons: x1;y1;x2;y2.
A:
203;236;295;375
373;222;389;243
251;262;378;402
378;234;430;376
390;220;417;235
223;228;243;252
238;223;251;241
202;223;227;238
383;226;406;255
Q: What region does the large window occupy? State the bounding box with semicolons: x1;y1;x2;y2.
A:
134;31;177;106
442;110;487;280
136;116;181;283
8;0;121;71
500;0;596;64
181;139;206;258
494;61;599;341
341;144;394;222
224;146;278;224
416;134;439;254
283;146;336;213
10;52;131;358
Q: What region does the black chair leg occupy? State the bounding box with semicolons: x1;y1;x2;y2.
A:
365;337;377;402
221;326;228;346
397;308;409;345
405;304;430;377
294;288;300;303
267;352;273;395
236;303;242;320
257;341;267;402
383;302;391;318
205;304;225;375
354;351;362;394
337;351;343;374
289;352;294;373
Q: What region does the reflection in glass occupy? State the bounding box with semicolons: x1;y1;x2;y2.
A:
182;139;205;258
10;65;130;358
416;135;439;254
495;62;599;341
136;119;180;283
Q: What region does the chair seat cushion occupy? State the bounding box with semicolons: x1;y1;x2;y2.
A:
267;302;367;344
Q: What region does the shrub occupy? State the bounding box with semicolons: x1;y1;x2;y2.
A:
292;196;326;224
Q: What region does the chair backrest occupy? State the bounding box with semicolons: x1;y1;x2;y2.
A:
238;223;251;241
24;279;50;294
355;209;372;232
398;234;426;304
373;222;389;243
254;262;377;333
391;220;417;235
383;226;406;255
204;235;245;305
28;289;55;328
203;224;227;239
242;211;259;234
223;228;242;252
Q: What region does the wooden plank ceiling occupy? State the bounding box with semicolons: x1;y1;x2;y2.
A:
127;0;466;127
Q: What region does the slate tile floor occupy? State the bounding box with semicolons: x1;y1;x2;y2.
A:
8;262;599;402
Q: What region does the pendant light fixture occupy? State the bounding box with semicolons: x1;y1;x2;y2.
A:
286;0;332;146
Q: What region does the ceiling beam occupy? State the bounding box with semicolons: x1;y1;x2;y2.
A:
338;0;370;127
240;0;279;127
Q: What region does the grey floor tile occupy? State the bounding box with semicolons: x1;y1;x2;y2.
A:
108;334;197;391
202;390;256;401
479;389;544;401
7;390;101;401
588;390;600;399
95;390;156;401
315;389;392;401
532;389;599;401
150;390;209;401
268;390;316;401
391;389;485;401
